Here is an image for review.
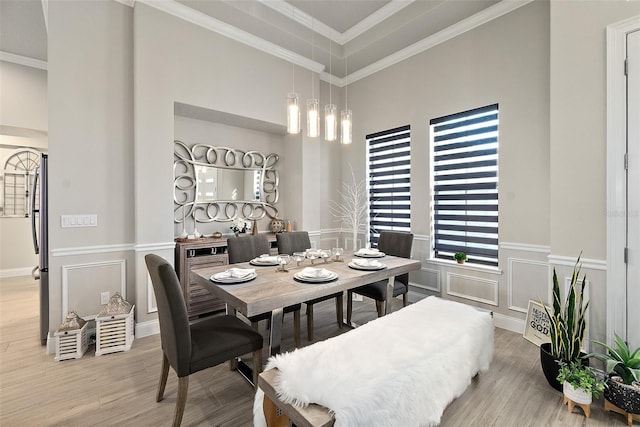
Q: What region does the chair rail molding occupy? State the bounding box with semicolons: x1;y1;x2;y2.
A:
51;243;135;257
499;242;550;254
547;254;607;271
134;242;176;252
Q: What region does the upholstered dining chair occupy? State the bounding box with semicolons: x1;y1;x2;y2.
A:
346;231;414;323
227;235;301;348
276;231;343;341
144;254;263;427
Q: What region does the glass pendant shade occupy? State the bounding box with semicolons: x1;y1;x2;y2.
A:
341;109;352;144
325;104;337;141
307;98;320;138
287;93;300;134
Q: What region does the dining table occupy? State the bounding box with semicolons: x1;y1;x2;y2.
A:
191;250;422;358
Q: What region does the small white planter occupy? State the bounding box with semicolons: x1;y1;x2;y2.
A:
563;381;592;405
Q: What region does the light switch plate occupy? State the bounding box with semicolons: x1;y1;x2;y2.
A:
61;214;98;228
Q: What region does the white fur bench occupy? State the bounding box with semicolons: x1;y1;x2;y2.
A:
253;296;494;427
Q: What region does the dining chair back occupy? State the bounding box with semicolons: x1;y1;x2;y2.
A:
226;235;301;347
227;234;270;264
275;231;311;255
347;231;414;322
145;254;264;427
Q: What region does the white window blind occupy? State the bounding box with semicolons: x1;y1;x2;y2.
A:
431;104;499;266
367;125;411;246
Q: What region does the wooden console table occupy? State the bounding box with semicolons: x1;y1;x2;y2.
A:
174;234;278;319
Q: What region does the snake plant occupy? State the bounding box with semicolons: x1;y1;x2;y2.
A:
541;255;589;362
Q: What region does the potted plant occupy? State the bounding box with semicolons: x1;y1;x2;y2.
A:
539;254;589;391
557;360;604;406
453;251;467;264
587;334;640;415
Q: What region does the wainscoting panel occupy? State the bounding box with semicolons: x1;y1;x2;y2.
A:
508;258;548;313
62;260;126;321
413;267;440;293
446;272;498;306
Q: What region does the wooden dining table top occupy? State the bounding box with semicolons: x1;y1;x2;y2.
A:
191;252;422;318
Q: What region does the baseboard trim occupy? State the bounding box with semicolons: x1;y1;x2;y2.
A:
493;312;525;334
135;319;160;338
0;267;35;279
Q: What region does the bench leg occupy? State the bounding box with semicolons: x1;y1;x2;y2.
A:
263;394;291;427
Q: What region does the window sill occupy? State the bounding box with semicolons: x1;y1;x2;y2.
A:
426;258;503;275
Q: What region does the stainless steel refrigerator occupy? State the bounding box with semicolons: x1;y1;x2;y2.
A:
31;153;48;346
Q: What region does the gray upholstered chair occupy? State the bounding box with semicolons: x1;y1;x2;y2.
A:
227;235;301;347
145;254;263;427
347;231;414;322
276;231;343;341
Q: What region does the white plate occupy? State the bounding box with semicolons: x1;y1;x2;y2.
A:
348;261;387;271
210;272;257;284
293;271;338;283
250;258;279;266
354;251;386;258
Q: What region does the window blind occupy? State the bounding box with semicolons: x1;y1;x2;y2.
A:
367;125;411;246
431;104;499;266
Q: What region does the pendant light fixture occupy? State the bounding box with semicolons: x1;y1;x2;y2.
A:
286;6;300;134
340;46;352;145
306;19;319;138
325;39;337;142
287;62;300;134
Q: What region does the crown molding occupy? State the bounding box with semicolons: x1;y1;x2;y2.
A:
0;51;47;70
346;0;533;85
343;0;415;44
260;0;415;46
138;0;325;74
319;71;346;88
258;0;344;44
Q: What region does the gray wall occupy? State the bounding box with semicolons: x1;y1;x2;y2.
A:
38;0;639;345
47;0;134;331
336;0;638;347
133;2;342;326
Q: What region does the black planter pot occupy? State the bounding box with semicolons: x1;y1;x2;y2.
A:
539;343;589;392
605;376;640;415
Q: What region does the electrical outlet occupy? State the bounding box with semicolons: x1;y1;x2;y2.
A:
101;292;110;305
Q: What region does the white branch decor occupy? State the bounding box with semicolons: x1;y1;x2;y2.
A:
329;165;369;250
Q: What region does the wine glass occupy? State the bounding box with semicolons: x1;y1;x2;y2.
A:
276;255;291;272
332;247;344;262
306;249;318;264
293;252;306;266
320;250;331;263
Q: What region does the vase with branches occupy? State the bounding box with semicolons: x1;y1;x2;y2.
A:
329;165;370;250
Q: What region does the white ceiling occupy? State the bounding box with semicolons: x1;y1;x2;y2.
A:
0;0;519;80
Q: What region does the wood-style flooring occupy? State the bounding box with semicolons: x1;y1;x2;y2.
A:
0;276;632;426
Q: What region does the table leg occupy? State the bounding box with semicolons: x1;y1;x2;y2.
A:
384;276;394;315
269;307;284;356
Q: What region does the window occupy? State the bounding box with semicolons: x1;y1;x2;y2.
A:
430;104;499;267
367;125;411;246
1;148;41;217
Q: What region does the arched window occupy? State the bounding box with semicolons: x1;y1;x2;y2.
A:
1;148;41;217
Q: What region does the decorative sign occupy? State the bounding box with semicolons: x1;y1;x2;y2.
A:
523;300;551;346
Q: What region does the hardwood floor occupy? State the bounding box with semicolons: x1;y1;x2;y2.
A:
0;276;631;426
